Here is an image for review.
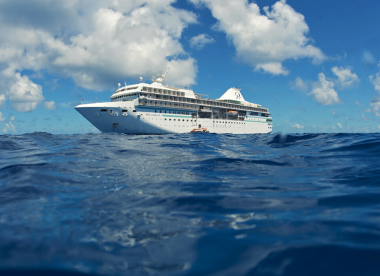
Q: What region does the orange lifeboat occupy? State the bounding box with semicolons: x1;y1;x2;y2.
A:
191;128;209;133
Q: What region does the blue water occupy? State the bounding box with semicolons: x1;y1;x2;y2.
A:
1;132;380;276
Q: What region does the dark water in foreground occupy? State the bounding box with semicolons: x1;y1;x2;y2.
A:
1;132;380;276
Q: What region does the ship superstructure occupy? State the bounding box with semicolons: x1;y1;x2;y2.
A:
75;71;273;134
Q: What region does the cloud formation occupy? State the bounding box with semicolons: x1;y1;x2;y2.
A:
7;73;44;112
308;73;340;105
44;101;57;110
370;96;380;116
0;111;4;122
292;123;304;129
304;66;358;105
361;50;376;66
0;94;5;108
190;34;215;49
331;66;360;89
369;63;380;115
0;0;199;112
2;121;16;133
370;73;380;93
190;0;325;75
292;77;308;92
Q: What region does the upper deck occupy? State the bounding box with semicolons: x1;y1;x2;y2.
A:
111;83;270;115
110;69;270;115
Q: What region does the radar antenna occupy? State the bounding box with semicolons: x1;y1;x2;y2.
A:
152;68;169;84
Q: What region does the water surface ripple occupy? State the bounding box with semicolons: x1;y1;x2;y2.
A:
1;132;380;276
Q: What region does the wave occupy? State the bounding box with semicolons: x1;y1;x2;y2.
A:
0;132;380;275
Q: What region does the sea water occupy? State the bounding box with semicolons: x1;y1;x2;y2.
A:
1;132;380;276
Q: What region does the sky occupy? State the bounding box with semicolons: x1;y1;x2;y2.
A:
1;0;380;134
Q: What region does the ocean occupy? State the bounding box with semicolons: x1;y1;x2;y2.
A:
1;132;380;276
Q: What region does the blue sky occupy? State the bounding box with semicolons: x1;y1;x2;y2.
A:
1;0;380;134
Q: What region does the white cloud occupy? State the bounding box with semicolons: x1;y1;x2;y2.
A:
292;123;304;129
3;121;16;133
292;77;308;92
331;66;359;89
0;0;199;106
370;73;380;93
10;115;15;121
370;96;380;114
308;73;340;105
190;34;215;49
0;94;5;108
255;63;289;76
7;73;44;112
44;101;57;110
361;50;376;66
0;111;4;122
355;101;363;106
191;0;325;75
337;122;342;129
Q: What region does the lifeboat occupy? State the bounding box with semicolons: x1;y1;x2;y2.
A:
191;128;209;133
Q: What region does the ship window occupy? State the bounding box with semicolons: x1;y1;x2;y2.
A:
155;110;157;113
160;110;162;113
174;119;176;121
133;110;136;112
101;109;107;112
122;110;128;112
110;110;113;115
127;86;138;90
165;111;167;113
169;119;171;121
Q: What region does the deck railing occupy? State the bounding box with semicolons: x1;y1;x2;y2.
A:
138;97;268;114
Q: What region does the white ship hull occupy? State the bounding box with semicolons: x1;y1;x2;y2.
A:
75;101;272;134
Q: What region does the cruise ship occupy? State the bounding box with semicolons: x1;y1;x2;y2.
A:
75;71;273;134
